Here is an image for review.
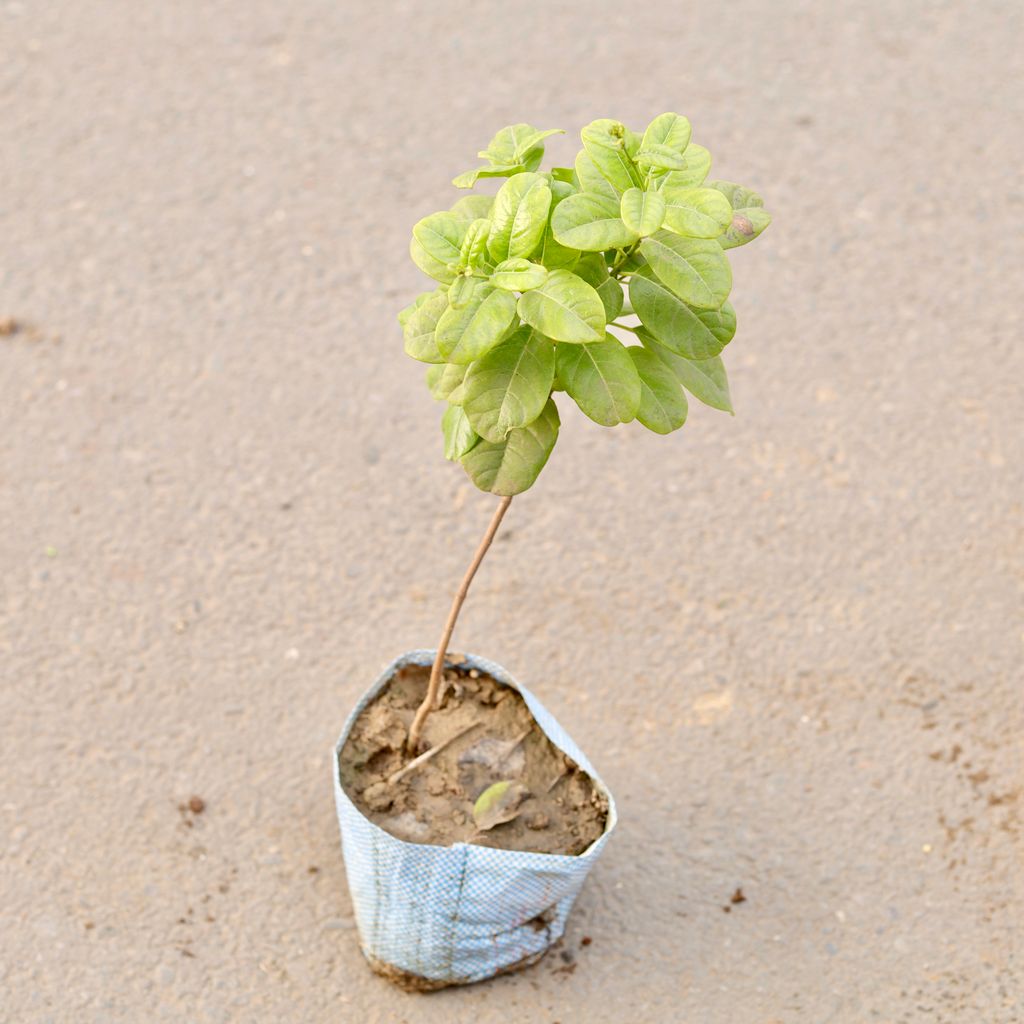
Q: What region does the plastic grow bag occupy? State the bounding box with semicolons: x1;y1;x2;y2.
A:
331;649;617;988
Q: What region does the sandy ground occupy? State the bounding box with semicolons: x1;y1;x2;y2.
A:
1;2;1021;1021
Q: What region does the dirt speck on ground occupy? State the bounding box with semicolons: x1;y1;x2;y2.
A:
338;663;608;855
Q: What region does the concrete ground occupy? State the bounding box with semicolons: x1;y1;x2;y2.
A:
1;2;1021;1021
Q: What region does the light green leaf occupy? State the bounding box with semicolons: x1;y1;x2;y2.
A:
536;179;581;271
447;273;480;309
550;166;577;186
480;124;563;165
720;208;771;249
410;237;457;284
661;186;732;239
635;142;687;171
551;192;638;252
463;326;555;442
472;780;530;830
487;173;552;262
574;150;619;201
398;290;433;328
517;269;605;343
639;231;733;310
640;329;733;412
580;119;644;193
426;362;469;402
450;194;494;223
442;405;480;460
556;335;641;426
452;163;527;189
596;276;624;322
576;254;624;322
459;218;492;269
620;188;666;236
491;258;548;292
707;180;771;249
655;145;712;188
403;290;449;363
461;397;560;495
627;346;688;434
436;285;518;364
629;266;736;359
707;180;766;210
640;112;692;158
412;213;466;278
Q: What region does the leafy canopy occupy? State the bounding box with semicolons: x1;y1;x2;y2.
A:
399;116;770;496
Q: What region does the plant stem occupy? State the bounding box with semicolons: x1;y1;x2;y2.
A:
406;495;513;753
609;321;640;333
610;239;641;277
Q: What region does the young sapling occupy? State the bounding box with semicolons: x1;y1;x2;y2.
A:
400;115;770;754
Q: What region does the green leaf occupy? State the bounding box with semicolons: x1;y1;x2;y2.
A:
661;186;732;239
398;290;432;328
576;255;624;322
551;192;638;252
629;266;736;359
574;150;618;201
479;124;563;165
442;405;480;460
706;180;771;249
550;166;577;186
639;231;733;310
403;290;449;363
640;329;733;412
536;179;581;271
426;362;468;402
447;273;480;309
596;276;624;322
472;780;530;830
491;258;548;292
459;218;492;269
436;285;518;364
655;144;712;192
461;397;560;495
635;142;687;171
452;163;527;189
517;269;605;343
640;112;692;158
463;326;555;442
487;173;552;262
556;335;641;426
627;346;688;434
410;237;457;284
655;144;712;188
720;208;771;249
411;213;466;281
620;188;666;236
450;194;494;223
580;119;644;193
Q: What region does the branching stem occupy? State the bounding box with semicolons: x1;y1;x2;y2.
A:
406;495;513;753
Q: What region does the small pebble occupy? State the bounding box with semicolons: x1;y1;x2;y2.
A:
188;796;205;815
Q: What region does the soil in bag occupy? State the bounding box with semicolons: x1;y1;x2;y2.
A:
339;663;608;856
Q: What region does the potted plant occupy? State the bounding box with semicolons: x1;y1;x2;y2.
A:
332;114;770;990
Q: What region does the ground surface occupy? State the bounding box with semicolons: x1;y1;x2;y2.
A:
1;2;1021;1021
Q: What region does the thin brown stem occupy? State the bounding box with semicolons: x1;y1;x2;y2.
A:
406;495;513;753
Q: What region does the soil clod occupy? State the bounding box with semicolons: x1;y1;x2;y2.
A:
339;663;607;855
